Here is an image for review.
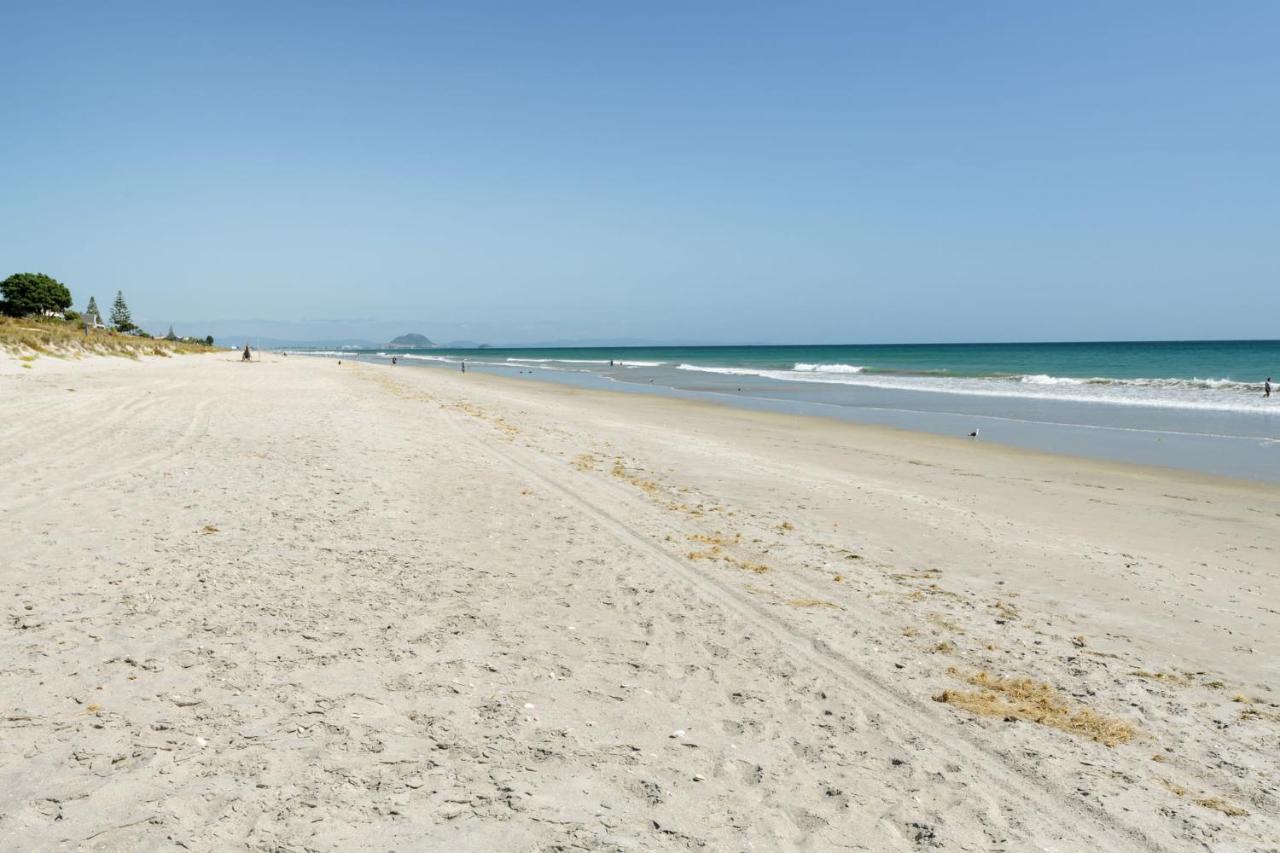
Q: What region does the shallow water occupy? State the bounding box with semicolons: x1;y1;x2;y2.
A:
299;343;1280;483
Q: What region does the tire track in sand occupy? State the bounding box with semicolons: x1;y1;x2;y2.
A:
5;392;218;516
433;402;1164;853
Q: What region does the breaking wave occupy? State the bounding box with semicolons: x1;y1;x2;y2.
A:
793;363;866;373
674;364;1269;412
508;357;665;367
393;353;461;363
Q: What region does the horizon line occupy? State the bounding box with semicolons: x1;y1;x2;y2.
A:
262;336;1280;350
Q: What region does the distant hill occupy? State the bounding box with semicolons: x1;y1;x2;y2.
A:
387;333;434;348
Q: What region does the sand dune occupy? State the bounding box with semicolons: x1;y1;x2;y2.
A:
1;353;1276;850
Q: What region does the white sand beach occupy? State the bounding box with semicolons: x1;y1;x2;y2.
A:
1;352;1277;851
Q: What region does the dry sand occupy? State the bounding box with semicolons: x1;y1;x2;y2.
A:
1;352;1277;851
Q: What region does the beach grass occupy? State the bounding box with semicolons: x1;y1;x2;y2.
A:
0;316;217;358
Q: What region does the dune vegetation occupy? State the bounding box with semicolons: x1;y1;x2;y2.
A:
0;316;217;361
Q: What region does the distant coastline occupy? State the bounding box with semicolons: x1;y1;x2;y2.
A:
290;339;1280;482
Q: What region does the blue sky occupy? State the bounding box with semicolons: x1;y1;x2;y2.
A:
2;1;1277;344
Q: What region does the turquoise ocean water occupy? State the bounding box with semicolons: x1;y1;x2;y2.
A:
294;340;1280;480
366;340;1280;413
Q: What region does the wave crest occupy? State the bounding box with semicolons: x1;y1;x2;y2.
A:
508;357;665;367
1018;374;1256;392
793;362;865;373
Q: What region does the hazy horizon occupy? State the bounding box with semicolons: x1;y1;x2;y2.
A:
185;317;1280;350
4;3;1278;344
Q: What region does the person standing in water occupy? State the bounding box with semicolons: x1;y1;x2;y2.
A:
1266;377;1273;398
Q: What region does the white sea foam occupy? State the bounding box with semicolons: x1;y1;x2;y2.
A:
283;350;360;357
793;363;866;373
396;354;461;363
672;364;1270;413
1089;376;1254;391
1019;374;1086;385
508;357;665;367
676;364;768;376
1020;374;1257;392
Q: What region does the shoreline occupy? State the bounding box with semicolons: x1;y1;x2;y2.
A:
421;356;1280;493
324;351;1280;484
3;352;1277;849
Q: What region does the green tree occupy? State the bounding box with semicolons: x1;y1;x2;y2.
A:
86;295;99;318
204;335;214;346
165;325;178;341
110;291;134;331
0;272;73;317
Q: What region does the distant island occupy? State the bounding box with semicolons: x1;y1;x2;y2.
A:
386;333;434;348
383;334;491;349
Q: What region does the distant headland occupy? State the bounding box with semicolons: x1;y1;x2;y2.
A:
386;333;434;348
384;333;489;349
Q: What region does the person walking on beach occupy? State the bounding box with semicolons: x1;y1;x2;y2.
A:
1266;377;1272;398
391;356;397;366
242;344;251;362
461;360;466;374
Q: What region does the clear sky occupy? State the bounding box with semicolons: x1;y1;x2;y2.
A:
2;1;1277;344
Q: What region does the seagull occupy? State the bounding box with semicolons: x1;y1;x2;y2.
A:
968;429;980;439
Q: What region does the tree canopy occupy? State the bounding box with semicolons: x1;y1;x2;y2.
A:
0;272;73;317
110;291;134;331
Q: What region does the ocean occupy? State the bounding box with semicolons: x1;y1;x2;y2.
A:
297;340;1280;482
